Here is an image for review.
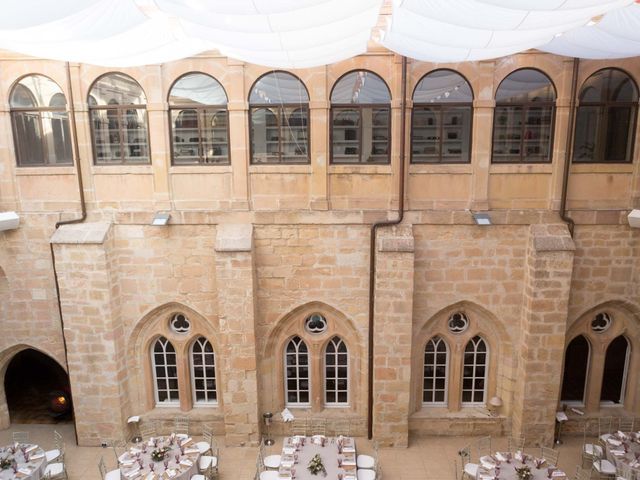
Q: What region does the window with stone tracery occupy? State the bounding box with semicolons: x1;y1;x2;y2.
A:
462;335;488;405
151;336;179;406
325;336;348;406
190;336;217;405
423;336;448;405
285;336;310;406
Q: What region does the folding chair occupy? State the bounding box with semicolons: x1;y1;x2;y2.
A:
541;446;559;466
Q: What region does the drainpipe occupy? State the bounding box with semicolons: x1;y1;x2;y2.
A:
367;55;407;440
49;62;86;445
559;58;580;237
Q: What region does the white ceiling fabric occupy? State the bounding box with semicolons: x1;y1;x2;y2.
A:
0;0;638;67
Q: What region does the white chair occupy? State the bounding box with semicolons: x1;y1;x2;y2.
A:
45;430;64;462
616;462;633;480
592;458;616;478
618;417;634;433
582;423;603;468
541;446;560;466
257;452;280;480
199;454;218;474
459;446;479;480
573;466;592;480
12;431;29;444
174;416;190;435
507;435;525;453
44;462;67;480
357;464;380;480
98;456;120;480
599;417;613;442
260;440;281;469
357;441;378;470
310;418;327;436
195;427;213;455
140;421;157;439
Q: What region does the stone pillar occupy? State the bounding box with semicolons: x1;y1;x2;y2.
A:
214;224;260;446
372;225;414;447
511;224;575;446
51;222;129;446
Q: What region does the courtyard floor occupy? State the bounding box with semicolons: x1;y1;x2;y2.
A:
0;423;586;479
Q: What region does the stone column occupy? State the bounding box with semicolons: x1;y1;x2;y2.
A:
511;224;575;446
51;222;129;446
372;225;414;447
214;224;260;446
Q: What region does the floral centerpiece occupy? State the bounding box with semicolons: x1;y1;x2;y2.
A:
515;465;532;480
307;454;326;476
150;447;170;462
0;458;12;470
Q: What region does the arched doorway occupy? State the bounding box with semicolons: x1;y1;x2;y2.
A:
4;349;72;423
600;335;630;405
561;335;590;404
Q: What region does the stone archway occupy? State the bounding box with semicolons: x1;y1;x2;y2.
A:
2;347;72;425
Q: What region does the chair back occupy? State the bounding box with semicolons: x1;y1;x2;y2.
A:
98;457;107;480
310;418;326;436
203;428;213;445
174;416;190;435
140;421;157;439
333;419;350;437
12;431;29;444
619;417;634;433
617;462;633;480
53;430;63;449
475;436;491;459
507;436;525;452
459;445;471;466
291;418;307;436
541;446;559;466
598;416;612;437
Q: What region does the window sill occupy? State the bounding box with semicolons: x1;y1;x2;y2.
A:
409;164;472;175
490;163;553;174
91;165;153;175
570;163;634;174
329;165;392;175
169;166;232;174
14;166;77;176
249;165;312;174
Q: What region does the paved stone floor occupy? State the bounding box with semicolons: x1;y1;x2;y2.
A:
0;423;586;479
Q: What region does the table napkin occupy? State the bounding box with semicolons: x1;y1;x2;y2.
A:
125;468;141;478
282;447;296;455
608;438;622;446
165;469;176;478
18;468;31;475
24;445;37;453
610;449;625;456
480;458;495;469
180;437;192;446
29;453;44;460
495;452;507;462
552;471;566;478
184;448;199;454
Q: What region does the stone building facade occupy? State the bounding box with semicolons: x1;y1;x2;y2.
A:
0;47;638;448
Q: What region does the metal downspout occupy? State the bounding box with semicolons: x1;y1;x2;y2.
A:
559;58;580;237
367;55;407;440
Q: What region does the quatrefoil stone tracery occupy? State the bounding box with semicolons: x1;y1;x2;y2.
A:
304;313;327;334
170;313;191;334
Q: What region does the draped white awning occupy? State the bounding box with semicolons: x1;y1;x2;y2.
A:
0;0;638;67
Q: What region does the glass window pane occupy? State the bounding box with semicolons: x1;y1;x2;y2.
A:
251;107;279;164
414;70;473;103
169;73;227;105
331;71;390;104
89;73;146;106
332;108;360;164
250;72;309;104
496;69;555;103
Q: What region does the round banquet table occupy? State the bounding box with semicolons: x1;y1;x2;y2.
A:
478;453;567;480
118;435;200;480
0;444;47;480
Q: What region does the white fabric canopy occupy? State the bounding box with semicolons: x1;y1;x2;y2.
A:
0;0;638;67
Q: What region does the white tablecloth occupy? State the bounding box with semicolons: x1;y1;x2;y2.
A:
604;432;640;475
278;436;357;480
477;452;567;480
0;444;47;480
119;435;199;480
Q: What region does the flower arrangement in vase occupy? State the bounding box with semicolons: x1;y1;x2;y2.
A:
515;465;532;480
151;447;170;462
307;454;326;476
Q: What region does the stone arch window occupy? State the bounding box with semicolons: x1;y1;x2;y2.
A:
492;68;556;163
600;335;630;405
190;337;217;405
330;70;391;164
561;335;590;404
573;68;638;163
151;336;179;406
10;74;73;166
423;336;448;405
88;72;150;165
412;69;473;164
169;72;229;165
249;71;309;164
462;336;488;405
324;336;348;406
285;336;310;407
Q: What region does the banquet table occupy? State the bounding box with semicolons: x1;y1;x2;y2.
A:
603;431;640;475
277;435;357;480
0;444;47;480
477;452;567;480
118;434;200;480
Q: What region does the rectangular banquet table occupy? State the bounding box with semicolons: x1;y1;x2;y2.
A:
278;436;357;480
604;431;640;476
478;452;567;480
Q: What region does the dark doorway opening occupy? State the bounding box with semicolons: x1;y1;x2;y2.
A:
561;335;590;403
4;349;73;424
600;335;630;405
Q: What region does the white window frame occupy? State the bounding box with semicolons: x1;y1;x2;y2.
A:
560;335;591;407
284;336;311;407
422;336;449;406
190;336;218;406
461;335;488;406
151;336;179;407
600;335;630;407
324;336;349;407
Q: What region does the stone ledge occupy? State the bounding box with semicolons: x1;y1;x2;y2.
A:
50;221;111;245
530;224;575;252
215;223;253;252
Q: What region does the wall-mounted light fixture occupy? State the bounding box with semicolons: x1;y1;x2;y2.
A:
0;211;20;232
472;212;491;226
151;212;171;226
